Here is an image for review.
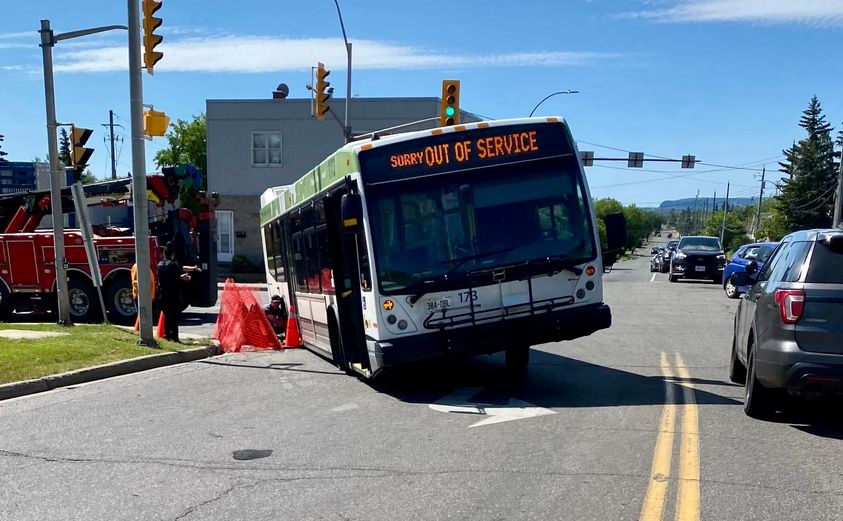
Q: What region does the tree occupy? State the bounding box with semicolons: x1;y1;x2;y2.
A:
58;128;71;167
774;96;838;232
154;113;207;176
0;134;8;161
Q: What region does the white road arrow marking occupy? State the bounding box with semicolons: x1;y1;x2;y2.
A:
429;387;556;428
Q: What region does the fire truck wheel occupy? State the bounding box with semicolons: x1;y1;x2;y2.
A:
67;278;102;323
106;277;136;326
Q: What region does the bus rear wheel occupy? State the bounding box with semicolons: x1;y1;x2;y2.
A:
505;344;530;376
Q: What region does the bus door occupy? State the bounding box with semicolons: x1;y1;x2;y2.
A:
324;186;368;372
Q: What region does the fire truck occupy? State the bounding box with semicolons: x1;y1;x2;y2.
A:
0;165;217;325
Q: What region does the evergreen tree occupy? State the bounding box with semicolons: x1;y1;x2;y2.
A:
774;96;837;231
58;128;72;167
0;134;8;161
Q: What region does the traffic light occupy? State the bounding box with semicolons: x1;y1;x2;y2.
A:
440;80;461;126
143;108;170;137
70;125;93;178
314;62;331;120
142;0;163;75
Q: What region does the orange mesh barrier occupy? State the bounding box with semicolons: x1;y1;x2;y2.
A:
214;278;283;352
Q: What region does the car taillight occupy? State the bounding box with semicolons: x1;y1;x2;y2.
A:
774;289;805;324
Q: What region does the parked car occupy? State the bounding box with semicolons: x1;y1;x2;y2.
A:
730;229;843;419
656;240;679;273
669;236;725;283
723;241;778;298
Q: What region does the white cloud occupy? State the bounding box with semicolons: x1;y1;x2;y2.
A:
620;0;843;25
51;35;616;74
0;31;35;40
0;43;31;50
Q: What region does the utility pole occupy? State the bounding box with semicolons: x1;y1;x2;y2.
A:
101;109;121;179
834;153;843;229
693;190;700;234
128;0;155;346
755;166;766;238
720;182;730;245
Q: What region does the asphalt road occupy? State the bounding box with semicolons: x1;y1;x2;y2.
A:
2;240;843;520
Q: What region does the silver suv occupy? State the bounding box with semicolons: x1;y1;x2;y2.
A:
730;229;843;419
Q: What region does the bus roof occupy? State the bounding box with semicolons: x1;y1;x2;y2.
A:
259;116;568;226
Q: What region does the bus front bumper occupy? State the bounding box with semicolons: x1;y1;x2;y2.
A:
370;303;611;370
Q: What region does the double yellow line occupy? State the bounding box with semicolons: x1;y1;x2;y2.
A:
639;352;700;521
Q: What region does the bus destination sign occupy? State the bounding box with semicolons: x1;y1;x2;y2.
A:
389;130;539;170
359;123;573;185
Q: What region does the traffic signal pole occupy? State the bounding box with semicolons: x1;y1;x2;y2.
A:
128;0;156;346
834;152;843;229
39;20;71;325
39;19;127;325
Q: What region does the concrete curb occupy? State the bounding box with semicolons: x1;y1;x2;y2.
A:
0;344;223;402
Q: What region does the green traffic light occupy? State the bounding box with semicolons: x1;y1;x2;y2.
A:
445;106;455;117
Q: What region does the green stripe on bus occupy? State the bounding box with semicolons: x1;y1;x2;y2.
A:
260;149;360;226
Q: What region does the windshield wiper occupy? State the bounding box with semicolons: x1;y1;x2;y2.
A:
405;278;449;305
542;255;584;276
442;247;515;277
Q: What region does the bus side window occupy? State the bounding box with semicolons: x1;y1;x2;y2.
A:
272;221;286;282
358;234;372;292
291;212;308;292
263;225;276;275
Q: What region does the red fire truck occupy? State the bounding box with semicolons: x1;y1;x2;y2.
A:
0;167;217;325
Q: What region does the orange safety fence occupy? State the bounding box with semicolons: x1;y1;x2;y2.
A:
214;278;283;352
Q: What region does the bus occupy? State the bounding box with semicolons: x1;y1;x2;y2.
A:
259;117;625;378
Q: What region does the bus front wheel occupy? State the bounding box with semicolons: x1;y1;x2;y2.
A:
505;344;530;375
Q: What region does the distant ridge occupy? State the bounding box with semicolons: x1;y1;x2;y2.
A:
658;197;761;212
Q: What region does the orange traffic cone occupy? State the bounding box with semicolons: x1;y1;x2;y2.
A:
155;311;166;338
133;315;140;332
284;306;302;348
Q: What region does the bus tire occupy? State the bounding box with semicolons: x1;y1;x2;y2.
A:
105;277;136;326
505;344;530;376
68;277;101;323
0;279;12;320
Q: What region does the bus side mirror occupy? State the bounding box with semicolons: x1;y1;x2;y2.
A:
605;213;627;252
341;193;363;234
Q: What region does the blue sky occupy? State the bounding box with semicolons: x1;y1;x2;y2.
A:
1;0;842;207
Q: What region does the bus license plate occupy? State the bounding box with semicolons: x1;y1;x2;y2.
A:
425;297;452;312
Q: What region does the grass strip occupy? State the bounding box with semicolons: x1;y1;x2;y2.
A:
0;323;190;385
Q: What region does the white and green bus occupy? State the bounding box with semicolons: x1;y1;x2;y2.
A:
259;117;625;378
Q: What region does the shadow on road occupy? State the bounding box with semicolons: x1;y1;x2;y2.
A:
756;400;843;438
368;349;742;410
197;358;346;376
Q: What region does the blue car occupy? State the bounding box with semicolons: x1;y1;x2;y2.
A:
722;241;778;298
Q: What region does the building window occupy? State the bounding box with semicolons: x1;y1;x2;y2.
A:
252;131;282;166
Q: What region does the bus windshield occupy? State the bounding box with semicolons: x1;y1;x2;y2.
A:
367;158;595;293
